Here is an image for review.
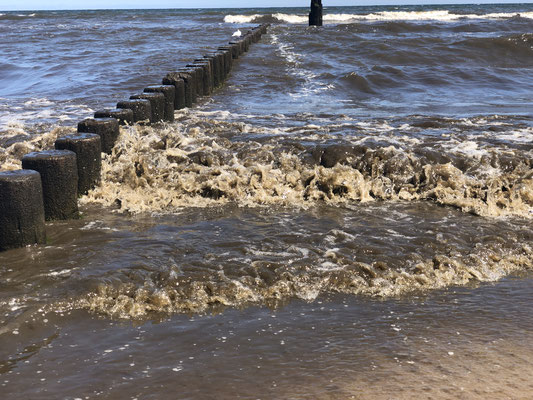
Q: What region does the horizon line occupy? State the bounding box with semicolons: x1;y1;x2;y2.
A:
1;2;532;13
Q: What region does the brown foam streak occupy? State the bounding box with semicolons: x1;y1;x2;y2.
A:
76;121;533;219
75;243;533;319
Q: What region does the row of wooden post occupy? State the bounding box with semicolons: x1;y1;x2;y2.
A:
0;24;270;252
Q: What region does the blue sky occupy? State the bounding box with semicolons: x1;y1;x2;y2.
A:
0;0;529;11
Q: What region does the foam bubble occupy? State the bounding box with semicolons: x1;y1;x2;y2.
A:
270;34;333;98
493;128;533;144
447;140;488;158
23;98;53;107
0;126;73;171
0;99;93;131
2;113;531;218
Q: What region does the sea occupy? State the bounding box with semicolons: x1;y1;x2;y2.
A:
0;4;532;399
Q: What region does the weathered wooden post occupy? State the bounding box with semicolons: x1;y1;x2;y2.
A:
94;108;134;125
55;133;102;195
144;85;176;122
0;170;46;251
309;0;323;26
22;150;79;221
78;118;120;154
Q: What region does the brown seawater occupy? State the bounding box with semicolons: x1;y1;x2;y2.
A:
1;5;533;399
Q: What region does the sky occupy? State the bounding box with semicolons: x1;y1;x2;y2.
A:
0;0;529;11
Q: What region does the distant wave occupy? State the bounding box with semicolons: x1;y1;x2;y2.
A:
224;11;533;24
0;12;37;19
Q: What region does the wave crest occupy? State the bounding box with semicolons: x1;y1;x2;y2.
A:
67;117;533;219
75;242;533;318
224;11;533;24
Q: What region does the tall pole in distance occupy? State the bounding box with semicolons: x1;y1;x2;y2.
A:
309;0;323;26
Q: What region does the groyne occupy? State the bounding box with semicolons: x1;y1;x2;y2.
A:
0;24;270;251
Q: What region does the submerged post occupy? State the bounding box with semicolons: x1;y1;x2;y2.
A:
309;0;323;26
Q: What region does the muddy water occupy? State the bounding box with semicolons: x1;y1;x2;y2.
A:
1;203;532;398
1;4;533;399
2;269;533;399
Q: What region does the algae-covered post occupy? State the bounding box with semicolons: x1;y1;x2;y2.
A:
309;0;323;26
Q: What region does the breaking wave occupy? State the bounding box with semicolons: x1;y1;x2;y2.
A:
2;111;532;219
224;11;533;24
72;116;533;219
74;232;533;318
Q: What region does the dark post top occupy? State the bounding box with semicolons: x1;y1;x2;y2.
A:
309;0;323;26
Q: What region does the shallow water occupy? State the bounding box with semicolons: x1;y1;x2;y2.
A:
2;261;533;399
1;4;533;398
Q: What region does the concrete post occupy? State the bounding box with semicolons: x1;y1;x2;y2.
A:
204;53;222;88
193;60;213;96
185;65;205;98
178;68;199;103
227;42;240;59
164;72;194;108
217;47;233;76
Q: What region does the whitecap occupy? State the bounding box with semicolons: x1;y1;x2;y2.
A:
271;13;307;24
225;11;533;25
224;14;260;24
493;128;533;144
